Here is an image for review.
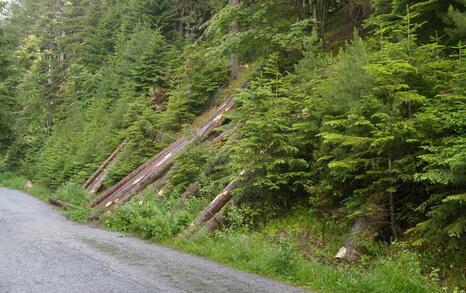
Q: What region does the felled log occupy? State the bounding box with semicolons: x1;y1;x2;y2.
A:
335;205;386;262
179;181;200;203
89;137;183;207
49;198;68;209
84;139;128;193
180;170;247;237
204;206;226;233
211;126;238;145
25;180;33;190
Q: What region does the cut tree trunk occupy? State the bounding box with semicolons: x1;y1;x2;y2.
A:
211;126;237;145
335;205;386;262
90;137;185;208
204;207;226;233
179;181;200;203
84;139;128;194
49;198;67;209
180;170;247;237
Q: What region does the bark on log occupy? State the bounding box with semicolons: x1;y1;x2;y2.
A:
180;170;247;237
153;170;170;192
84;139;128;191
205;207;226;233
90;137;184;207
211;126;237;145
49;198;67;209
335;205;386;262
179;181;200;203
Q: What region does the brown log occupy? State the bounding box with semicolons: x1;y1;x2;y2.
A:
153;171;169;192
211;126;237;145
49;198;67;209
335;205;386;262
180;170;247;237
84;139;128;190
205;208;226;233
90;137;184;207
179;181;200;202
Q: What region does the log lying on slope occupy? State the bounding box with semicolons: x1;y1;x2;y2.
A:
335;205;386;262
211;126;238;145
90;137;185;208
180;170;247;237
90;98;236;218
179;181;200;203
49;198;68;209
84;139;128;194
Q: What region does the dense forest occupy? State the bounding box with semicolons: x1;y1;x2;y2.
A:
0;0;465;291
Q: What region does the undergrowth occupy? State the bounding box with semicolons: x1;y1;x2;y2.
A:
1;172;463;292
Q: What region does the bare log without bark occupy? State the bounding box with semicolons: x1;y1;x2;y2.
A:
49;198;67;209
84;139;128;194
335;205;386;262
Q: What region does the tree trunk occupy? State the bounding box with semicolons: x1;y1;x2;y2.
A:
205;207;226;233
296;0;305;20
179;181;200;203
49;198;67;209
229;0;240;80
84;139;128;193
179;170;247;237
211;126;237;145
335;205;386;262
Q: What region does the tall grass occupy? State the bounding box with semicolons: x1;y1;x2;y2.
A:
173;230;439;293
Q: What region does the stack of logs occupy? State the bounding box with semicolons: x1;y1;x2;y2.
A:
89;98;236;218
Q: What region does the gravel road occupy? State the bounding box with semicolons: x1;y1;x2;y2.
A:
0;188;307;293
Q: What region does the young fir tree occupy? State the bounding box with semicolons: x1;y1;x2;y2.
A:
229;56;308;208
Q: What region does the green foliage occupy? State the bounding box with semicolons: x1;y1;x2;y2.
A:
1;0;465;289
166;144;211;194
174;219;439;293
104;187;205;241
54;182;94;222
229;57;308;202
160;46;228;131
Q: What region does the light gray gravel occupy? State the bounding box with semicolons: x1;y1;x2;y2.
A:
0;188;308;293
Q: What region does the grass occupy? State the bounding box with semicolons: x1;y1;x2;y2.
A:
102;190;446;293
1;172;462;292
171;214;441;293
